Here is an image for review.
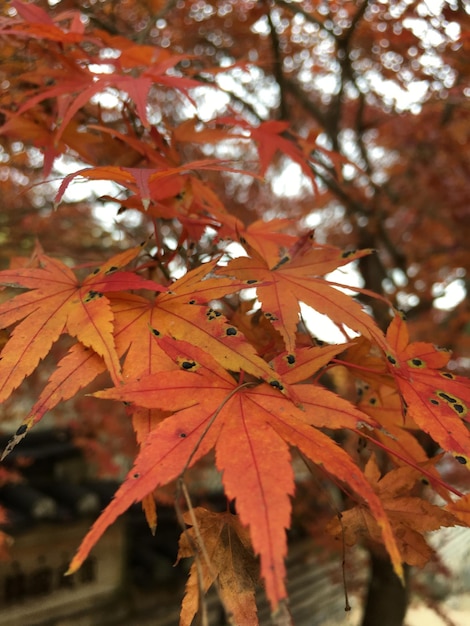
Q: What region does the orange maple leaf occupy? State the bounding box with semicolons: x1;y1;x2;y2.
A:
68;336;402;609
218;240;388;354
386;313;470;463
0;242;160;404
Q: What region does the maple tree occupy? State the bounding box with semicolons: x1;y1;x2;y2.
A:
0;1;470;624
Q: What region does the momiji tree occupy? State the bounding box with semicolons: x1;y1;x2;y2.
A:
1;1;469;625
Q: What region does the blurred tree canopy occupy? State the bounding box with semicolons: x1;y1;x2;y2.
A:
1;0;468;365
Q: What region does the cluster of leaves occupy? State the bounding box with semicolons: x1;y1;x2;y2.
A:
1;2;470;624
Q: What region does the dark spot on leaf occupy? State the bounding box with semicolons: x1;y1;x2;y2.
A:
452;404;465;415
441;372;455;380
369;397;377;405
139;241;146;247
133;473;140;479
264;312;278;321
273;255;289;269
206;308;222;321
286;354;295;365
179;432;187;438
105;266;118;275
226;327;237;336
387;354;397;365
15;424;28;436
341;249;356;258
421;478;430;485
429;399;439;406
269;380;284;391
437;391;457;404
239;236;247;245
92;268;100;275
150;328;160;336
455;456;467;465
188;299;196;304
84;290;104;302
181;360;197;370
409;358;425;368
175;192;185;200
246;279;258;285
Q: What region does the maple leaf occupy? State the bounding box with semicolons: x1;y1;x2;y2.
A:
68;337;402;609
54;160;249;212
0;242;161;404
386;313;470;462
328;455;458;567
183;117;318;185
218;216;299;269
3;0;85;43
118;260;280;384
218;240;389;354
177;507;258;626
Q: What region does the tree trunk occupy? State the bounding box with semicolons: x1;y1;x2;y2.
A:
361;551;410;626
